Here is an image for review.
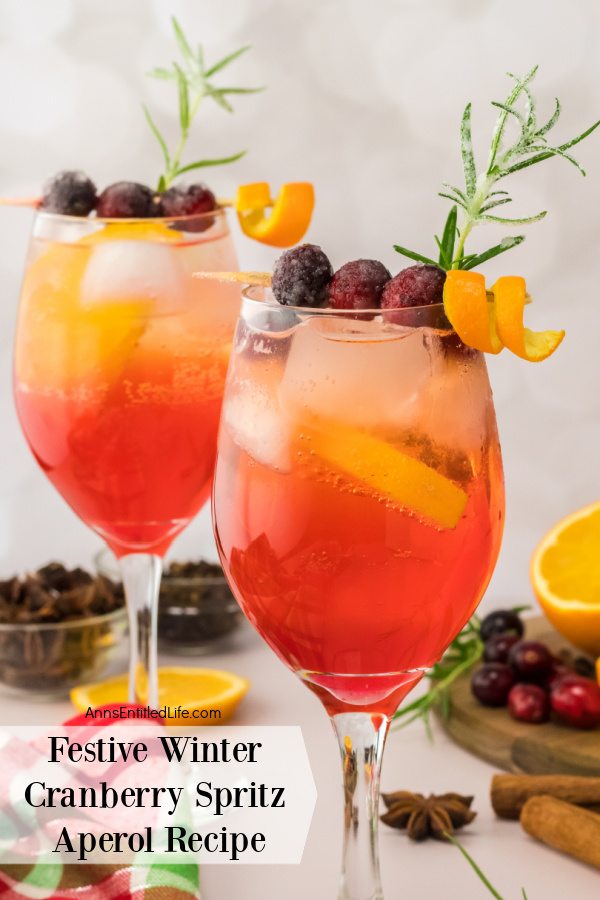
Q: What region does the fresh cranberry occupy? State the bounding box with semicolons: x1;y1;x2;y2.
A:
550;675;600;729
41;170;97;216
160;183;217;232
272;244;333;307
381;264;445;312
508;683;550;724
328;259;390;310
480;610;524;642
470;663;515;707
483;633;520;664
96;182;160;218
546;662;573;690
508;641;553;683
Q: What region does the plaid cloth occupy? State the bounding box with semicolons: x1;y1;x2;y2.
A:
0;707;201;900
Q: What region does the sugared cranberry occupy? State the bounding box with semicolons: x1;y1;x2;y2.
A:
508;641;553;683
272;244;333;308
550;675;600;729
381;264;445;311
508;683;550;724
160;183;217;232
471;663;515;707
480;610;524;642
41;170;97;216
328;259;391;310
483;633;520;664
96;182;160;218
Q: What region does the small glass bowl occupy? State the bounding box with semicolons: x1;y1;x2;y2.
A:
95;550;242;655
0;607;128;699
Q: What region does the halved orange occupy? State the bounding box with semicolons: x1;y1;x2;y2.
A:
531;501;600;656
70;667;249;727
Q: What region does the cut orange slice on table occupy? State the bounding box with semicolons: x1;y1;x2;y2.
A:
531;501;600;656
235;181;314;247
70;667;249;727
492;275;565;362
306;421;468;529
443;270;503;354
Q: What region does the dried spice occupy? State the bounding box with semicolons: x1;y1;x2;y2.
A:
157;560;240;649
381;791;476;841
0;563;125;696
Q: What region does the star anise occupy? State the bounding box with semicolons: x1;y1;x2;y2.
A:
381;791;476;842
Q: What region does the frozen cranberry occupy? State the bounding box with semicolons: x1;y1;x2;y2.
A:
160;183;217;232
508;641;553;683
328;259;390;310
381;264;445;311
272;244;333;307
480;610;524;642
470;663;515;707
483;633;520;664
508;683;550;724
96;182;160;218
41;170;97;216
550;675;600;729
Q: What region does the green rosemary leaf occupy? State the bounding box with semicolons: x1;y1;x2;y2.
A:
487;65;538;173
393;245;439;266
444;834;505;900
522;891;529;899
218;86;265;96
503;119;600;176
157;174;166;192
209;89;234;113
173;62;190;133
439;688;451;721
440;205;458;268
438;192;467;210
523;85;536;134
147;66;176;81
479;197;513;213
171;16;195;67
491;100;526;129
175;151;246;176
536;97;561;138
460;103;477;197
480;210;546;225
461;235;525;269
142;105;171;170
205;45;251;78
442;183;468;203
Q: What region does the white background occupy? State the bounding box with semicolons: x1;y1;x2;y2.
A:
1;0;599;606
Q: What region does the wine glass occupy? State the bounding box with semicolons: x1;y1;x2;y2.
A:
213;288;504;899
13;208;240;707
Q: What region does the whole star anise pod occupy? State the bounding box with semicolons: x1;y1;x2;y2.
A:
381;791;476;842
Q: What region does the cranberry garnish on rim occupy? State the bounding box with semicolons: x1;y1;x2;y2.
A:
272;244;333;308
96;182;160;218
160;183;217;233
328;259;390;310
41;170;97;217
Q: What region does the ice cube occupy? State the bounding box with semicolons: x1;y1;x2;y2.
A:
80;240;185;311
278;316;433;430
224;379;291;471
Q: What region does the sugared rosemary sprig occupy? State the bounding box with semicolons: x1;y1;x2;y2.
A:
395;66;600;271
143;17;263;191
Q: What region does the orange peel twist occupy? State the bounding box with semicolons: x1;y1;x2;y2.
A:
235;181;314;247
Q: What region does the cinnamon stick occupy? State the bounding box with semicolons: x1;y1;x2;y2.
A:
521;796;600;870
491;773;600;819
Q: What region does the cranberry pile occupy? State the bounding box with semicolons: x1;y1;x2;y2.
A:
272;244;446;311
471;609;600;729
41;170;216;231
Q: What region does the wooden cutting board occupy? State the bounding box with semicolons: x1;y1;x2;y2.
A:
435;617;600;775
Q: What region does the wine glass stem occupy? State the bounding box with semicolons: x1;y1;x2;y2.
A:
119;553;162;708
331;712;389;900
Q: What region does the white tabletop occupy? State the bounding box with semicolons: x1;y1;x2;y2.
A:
1;621;597;900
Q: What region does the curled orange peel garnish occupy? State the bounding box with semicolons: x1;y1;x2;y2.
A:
442;269;503;354
235;181;314;247
491;275;565;362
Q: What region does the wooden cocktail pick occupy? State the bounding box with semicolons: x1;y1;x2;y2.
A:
0;197;41;208
193;271;272;286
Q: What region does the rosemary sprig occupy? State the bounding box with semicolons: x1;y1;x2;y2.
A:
395;66;600;270
143;16;263;191
445;833;530;899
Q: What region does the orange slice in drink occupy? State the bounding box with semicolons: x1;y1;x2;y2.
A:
531;501;600;656
492;275;565;362
306;421;468;529
236;182;315;247
443;270;503;354
70;667;249;727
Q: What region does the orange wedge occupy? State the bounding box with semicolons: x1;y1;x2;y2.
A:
236;181;314;247
70;667;249;727
492;275;565;362
443;270;503;354
306;421;468;529
531;501;600;656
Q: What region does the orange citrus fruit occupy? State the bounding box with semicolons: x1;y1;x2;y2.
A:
531;501;600;656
